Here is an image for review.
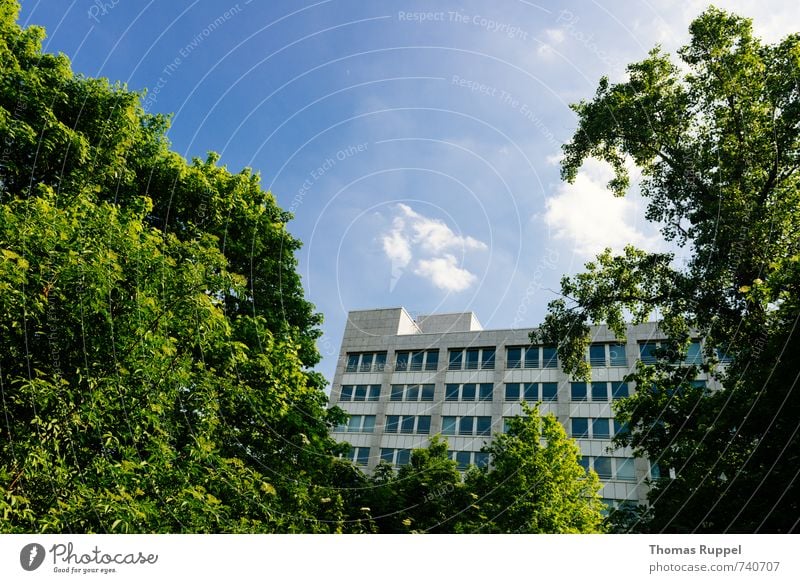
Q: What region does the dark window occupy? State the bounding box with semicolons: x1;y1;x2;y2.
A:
417;416;431;435
578;457;590;472
542;382;558;401
405;384;419;402
505;383;520;401
425;350;439;371
572;418;589;438
479;383;493;401
612;382;629;400
639;343;658;364
395;352;408;372
354;385;367;401
571;382;588;401
542;346;558;368
421;384;434;402
482;348;495;370
449;350;462;370
445;384;460;402
400;416;415;434
461;383;476;401
591;382;608;401
609;343;627;366
355;447;370;466
359;353;374;372
346;355;359;373
410;351;425;371
685;342;702;365
397;449;411;466
340;385;353;401
476;416;491;436
594;456;612;479
380;448;394;463
523;383;537;401
390;385;404;401
455;451;471;470
525;346;539;368
507;347;521;368
368;385;381;401
616;458;635;481
385;415;399;433
374;353;386;371
465;349;480;370
614;419;628;437
459;417;475;436
475;452;490;468
592;418;611;439
589;344;606;366
442;417;456;435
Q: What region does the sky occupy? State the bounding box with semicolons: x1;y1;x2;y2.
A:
17;0;798;385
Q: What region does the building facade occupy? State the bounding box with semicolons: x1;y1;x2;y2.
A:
329;307;713;507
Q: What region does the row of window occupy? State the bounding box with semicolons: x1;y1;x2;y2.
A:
378;448;491;469
339;384;382;402
570;382;629;402
385;415;431;434
579;456;636;481
341;446;370;466
442;416;492;436
445;383;494;402
345;341;728;374
504;382;558;402
391;384;435;402
571;417;627;439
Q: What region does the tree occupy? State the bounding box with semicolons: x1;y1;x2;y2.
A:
0;0;358;533
539;7;800;532
364;407;605;534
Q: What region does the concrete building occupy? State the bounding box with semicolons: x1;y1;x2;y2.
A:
329;307;713;508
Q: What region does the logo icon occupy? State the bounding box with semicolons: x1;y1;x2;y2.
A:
20;543;46;571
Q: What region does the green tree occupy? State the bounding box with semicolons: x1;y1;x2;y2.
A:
539;7;800;532
0;0;358;533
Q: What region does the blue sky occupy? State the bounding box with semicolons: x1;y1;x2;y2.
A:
18;0;797;384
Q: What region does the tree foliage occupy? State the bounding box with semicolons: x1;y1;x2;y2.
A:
541;7;800;532
0;0;365;533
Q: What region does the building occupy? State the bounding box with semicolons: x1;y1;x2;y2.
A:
329;307;714;508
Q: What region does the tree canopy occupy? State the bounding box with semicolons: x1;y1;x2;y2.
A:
0;0;367;533
539;7;800;533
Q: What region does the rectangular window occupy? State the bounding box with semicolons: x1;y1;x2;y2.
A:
525;346;539;368
503;418;513;433
425;350;439;371
346;415;375;433
474;452;490;468
639;342;658;364
505;383;520;401
459;416;475;436
523;383;538;402
347;416;361;432
442;416;456;435
542;382;558;402
572;418;589;438
592;418;611;439
416;416;431;435
340;385;353;401
479;383;493;401
448;349;462;370
482;348;495;370
614;419;628;437
612;382;629;400
368;385;381;401
455;451;471;470
395;352;408;372
609;343;627;366
346;354;359;373
591;382;608;402
374;353;386;371
385;415;399;433
578;457;590;472
346;352;386;373
465;349;480;370
405;384;419;402
476;416;491;436
390;385;404;401
461;383;476;401
380;448;394;464
685;341;702;365
616;458;636;481
397;449;411;466
594;456;612;479
355;447;370;466
362;416;375;433
420;384;434;402
507;347;521;369
542;346;558;368
410;351;425;371
400;416;415;434
445;384;460;402
359;353;374;372
354;385;367;402
650;462;661;479
589;344;606;367
571;382;587;401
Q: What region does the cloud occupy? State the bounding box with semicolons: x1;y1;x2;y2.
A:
543;158;662;258
415;254;477;292
380;204;487;292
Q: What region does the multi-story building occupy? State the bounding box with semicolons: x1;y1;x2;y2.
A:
329;307;714;508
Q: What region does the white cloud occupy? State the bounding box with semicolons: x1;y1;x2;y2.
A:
414;254;477;292
380;204;487;292
543;158;662;258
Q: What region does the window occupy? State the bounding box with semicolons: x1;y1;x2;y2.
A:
380;448;394;464
443;416;493;437
650;462;661;479
639;342;658;364
380;448;411;466
446;383;495;402
507;347;521;368
612;382;629;400
385;415;430;435
684;341;702;365
354;385;367;401
395;350;440;372
609;343;627;366
461;383;476;401
505;383;520;401
716;346;734;363
446;384;460;401
594;456;612;479
479;383;493;401
455;451;472;470
448;450;486;470
442;416;456;435
578;457;590;472
340;385;353;401
592;418;611;439
614;419;628;437
337;415;376;433
572;418;589;438
459;416;474;436
591;382;608;401
397;449;411;466
391;384;435;401
474;452;490;468
589;344;606;366
449;347;496;370
343;446;370;466
507;346;543;368
345;352;387;373
542;346;558;368
616;458;636;481
523;383;537;401
571;382;587;401
503;418;513;433
476;416;492;436
525;346;539;368
542;382;558;401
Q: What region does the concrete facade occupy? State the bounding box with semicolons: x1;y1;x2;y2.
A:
329;307;715;507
